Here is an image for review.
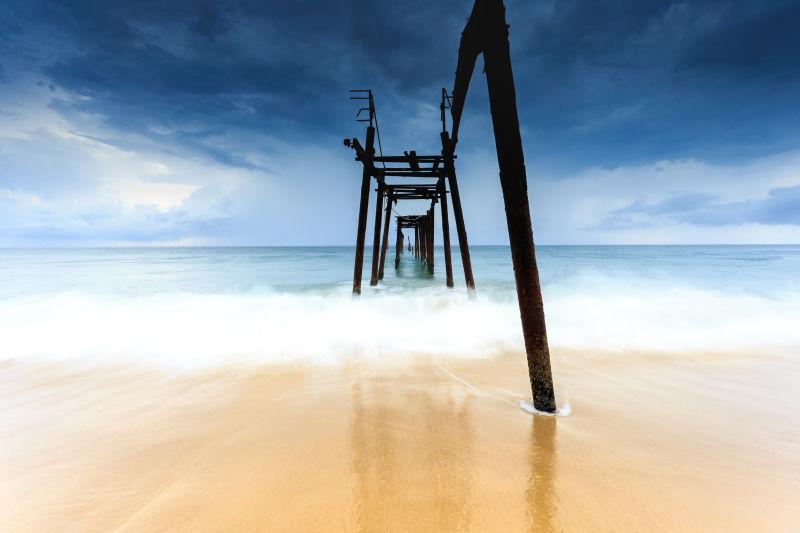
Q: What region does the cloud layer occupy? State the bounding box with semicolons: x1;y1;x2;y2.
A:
1;0;799;244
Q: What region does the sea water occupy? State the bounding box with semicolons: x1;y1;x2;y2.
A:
0;245;798;369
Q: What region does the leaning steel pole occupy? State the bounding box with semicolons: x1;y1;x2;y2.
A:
481;0;556;412
352;127;375;295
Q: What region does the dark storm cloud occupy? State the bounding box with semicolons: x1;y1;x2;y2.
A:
12;0;359;166
502;0;800;169
2;0;799;173
679;1;800;76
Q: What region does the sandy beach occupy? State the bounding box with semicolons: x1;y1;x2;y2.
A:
2;348;798;532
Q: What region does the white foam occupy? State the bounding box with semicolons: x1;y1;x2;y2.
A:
0;290;520;369
0;281;798;370
518;400;572;417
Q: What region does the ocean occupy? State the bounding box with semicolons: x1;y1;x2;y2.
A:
1;245;798;368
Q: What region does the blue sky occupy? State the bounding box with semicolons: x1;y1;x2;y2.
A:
1;0;799;245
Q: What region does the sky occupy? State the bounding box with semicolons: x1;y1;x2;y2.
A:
1;0;799;246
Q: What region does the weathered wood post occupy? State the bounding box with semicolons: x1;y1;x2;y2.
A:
352;127;375;295
483;0;556;413
437;178;454;287
369;181;384;286
441;132;475;294
378;190;393;280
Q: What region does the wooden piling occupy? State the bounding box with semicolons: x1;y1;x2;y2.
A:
438;178;454;287
352;126;375;295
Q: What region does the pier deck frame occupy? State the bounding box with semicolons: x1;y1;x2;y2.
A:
347;132;465;291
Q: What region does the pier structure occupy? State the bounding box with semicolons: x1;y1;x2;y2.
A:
345;91;471;294
343;0;557;413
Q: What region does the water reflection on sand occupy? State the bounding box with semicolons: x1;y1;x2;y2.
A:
349;378;476;531
1;351;798;532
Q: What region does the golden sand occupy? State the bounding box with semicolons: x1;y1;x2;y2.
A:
1;350;798;532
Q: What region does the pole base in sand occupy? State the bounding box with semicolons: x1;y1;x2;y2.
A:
518;400;571;417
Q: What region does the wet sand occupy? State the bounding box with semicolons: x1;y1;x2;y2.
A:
1;350;798;532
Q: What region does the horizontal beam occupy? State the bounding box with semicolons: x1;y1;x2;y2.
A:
371;155;455;163
387;185;439;191
377;171;445;178
374;166;442;172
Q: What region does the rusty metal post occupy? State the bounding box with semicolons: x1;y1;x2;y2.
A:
427;205;435;274
418;219;423;263
441;132;475;294
378;190;393;280
352;127;375;295
438;178;454;287
424;214;429;268
419;221;423;262
419;218;426;263
395;223;402;269
483;0;555;413
414;224;419;258
422;216;428;265
369;181;384;287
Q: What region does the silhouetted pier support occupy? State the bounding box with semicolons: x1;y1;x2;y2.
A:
419;217;427;264
441;133;475;295
346;113;474;292
484;0;555;412
378;190;393;280
394;224;403;268
445;0;556;412
426;205;435;274
352;126;375;296
370;181;385;286
437;178;454;287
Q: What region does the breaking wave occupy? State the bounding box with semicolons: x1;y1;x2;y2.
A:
1;280;798;370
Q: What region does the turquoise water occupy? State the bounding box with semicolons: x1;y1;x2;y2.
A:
0;245;798;367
